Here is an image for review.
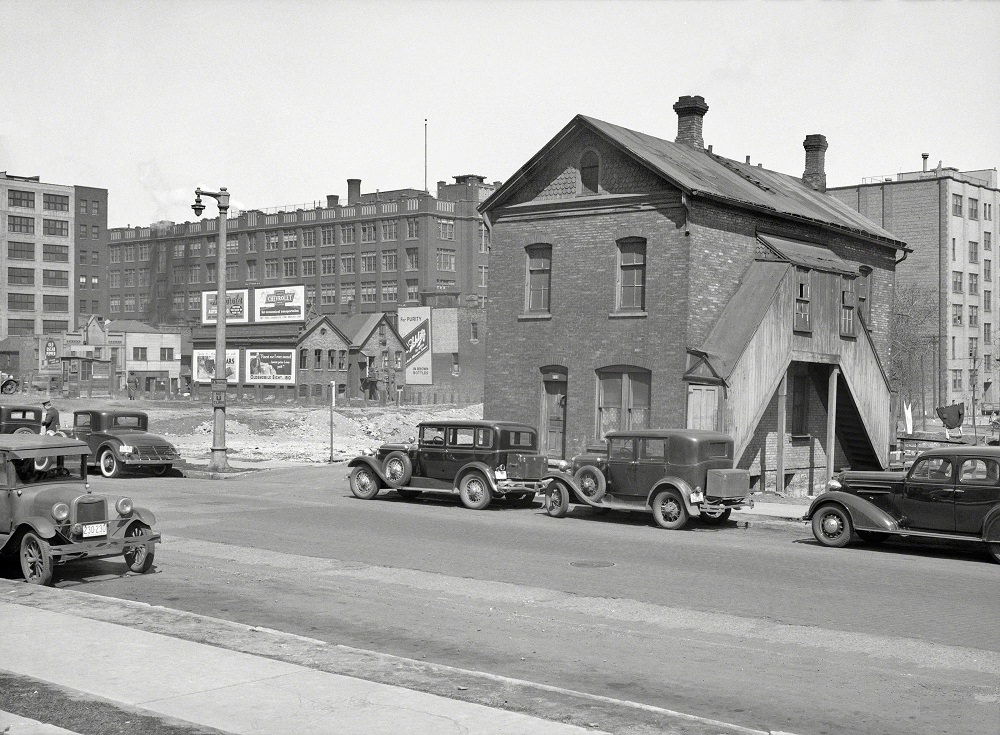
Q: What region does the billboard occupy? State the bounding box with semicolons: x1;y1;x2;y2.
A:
254;285;305;323
397;306;432;385
201;289;249;325
193;349;240;384
246;349;296;384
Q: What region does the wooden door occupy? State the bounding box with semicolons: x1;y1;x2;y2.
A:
687;385;720;431
542;380;567;459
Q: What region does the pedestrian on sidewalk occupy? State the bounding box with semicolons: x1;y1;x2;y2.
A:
127;372;139;400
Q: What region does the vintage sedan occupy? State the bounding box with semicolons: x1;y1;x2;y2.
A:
547;429;753;530
66;409;180;478
348;420;557;510
0;404;43;434
805;445;1000;562
0;433;160;584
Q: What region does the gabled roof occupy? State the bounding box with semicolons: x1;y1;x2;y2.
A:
330;313;402;348
481;114;907;249
104;319;161;334
298;314;351;344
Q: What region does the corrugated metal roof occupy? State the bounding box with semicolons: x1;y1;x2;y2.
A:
757;234;856;275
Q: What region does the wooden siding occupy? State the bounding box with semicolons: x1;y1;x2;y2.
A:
726;268;891;466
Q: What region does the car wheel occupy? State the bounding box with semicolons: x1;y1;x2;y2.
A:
395;489;422;499
13;427;35;435
1;380;17;394
811;504;853;548
151;464;171;477
99;448;122;478
987;542;1000;565
123;522;155;574
651;489;689;530
573;465;607;502
546;480;570;518
856;530;889;544
459;472;491;510
20;532;54;585
382;451;413;487
699;507;732;524
349;465;381;500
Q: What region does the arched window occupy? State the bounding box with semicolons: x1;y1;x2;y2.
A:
525;244;552;313
580;151;599;195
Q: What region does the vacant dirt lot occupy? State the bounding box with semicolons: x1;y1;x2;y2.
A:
32;397;483;466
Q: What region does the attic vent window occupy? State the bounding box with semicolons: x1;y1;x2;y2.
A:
580;151;599;195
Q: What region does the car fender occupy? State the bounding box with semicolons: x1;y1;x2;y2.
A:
543;470;585;503
982;506;1000;542
346;456;391;484
97;442;122;460
15;517;58;541
456;462;498;493
131;507;157;527
646;477;696;515
804;491;900;532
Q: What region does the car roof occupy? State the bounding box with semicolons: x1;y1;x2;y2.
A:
0;434;89;458
417;420;536;432
0;403;41;413
916;445;1000;458
604;429;733;441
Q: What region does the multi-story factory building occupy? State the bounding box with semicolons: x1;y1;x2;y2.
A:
829;160;1000;422
107;175;497;328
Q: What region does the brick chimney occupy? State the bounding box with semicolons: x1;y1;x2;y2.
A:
673;95;709;149
802;134;828;192
326;194;339;207
347;178;361;206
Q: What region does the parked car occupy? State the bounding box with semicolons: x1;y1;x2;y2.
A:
348;420;558;509
546;429;753;530
804;445;1000;563
0;371;19;395
0;404;43;434
0;433;160;584
65;409;181;478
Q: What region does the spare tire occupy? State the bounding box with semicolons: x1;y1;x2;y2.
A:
382;451;412;487
573;465;607;502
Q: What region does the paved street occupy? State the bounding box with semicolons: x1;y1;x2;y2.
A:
5;466;999;735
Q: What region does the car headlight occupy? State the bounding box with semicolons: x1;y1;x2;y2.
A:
827;478;842;491
118;443;135;455
116;497;134;516
51;502;69;522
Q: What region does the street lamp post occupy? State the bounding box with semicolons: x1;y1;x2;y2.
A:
193;187;231;472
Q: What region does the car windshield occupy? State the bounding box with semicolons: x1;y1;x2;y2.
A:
12;456;86;485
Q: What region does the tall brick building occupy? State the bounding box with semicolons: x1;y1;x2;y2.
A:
829;162;999;423
479;96;909;495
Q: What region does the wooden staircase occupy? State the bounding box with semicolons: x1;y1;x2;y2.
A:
810;364;882;470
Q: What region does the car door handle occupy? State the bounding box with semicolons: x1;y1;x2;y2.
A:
953;488;965;494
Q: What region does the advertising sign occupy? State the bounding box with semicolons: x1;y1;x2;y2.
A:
254;285;305;323
42;339;60;369
201;290;249;325
193;349;240;384
397;306;432;385
246;349;295;384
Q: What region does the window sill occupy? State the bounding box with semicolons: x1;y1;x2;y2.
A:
790;434;811;442
608;311;647;319
518;313;552;321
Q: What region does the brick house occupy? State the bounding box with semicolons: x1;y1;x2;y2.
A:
479;96;909;495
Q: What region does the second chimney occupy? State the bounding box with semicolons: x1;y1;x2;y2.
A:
347;178;361;206
673;95;709;149
326;194;340;208
802;134;828;192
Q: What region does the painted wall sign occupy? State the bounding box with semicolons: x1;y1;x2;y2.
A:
397;306;432;385
245;349;296;384
193;349;240;384
201;290;250;325
254;285;305;322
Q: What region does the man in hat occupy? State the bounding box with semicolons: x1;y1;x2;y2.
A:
40;400;60;434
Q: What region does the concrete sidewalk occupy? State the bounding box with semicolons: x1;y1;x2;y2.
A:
0;600;607;735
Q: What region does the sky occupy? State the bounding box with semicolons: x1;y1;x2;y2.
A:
2;0;999;228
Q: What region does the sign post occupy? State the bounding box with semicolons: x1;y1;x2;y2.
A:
329;381;337;463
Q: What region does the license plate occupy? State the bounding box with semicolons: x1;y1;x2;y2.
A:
689;492;704;504
82;523;107;538
494;469;507;480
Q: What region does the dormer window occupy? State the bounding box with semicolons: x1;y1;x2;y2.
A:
580;150;599;195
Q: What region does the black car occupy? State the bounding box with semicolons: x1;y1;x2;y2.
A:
347;420;555;510
804;445;1000;562
66;409;181;478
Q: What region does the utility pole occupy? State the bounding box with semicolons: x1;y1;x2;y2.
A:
971;348;980;442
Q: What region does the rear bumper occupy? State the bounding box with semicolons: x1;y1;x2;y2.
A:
495;479;548;495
